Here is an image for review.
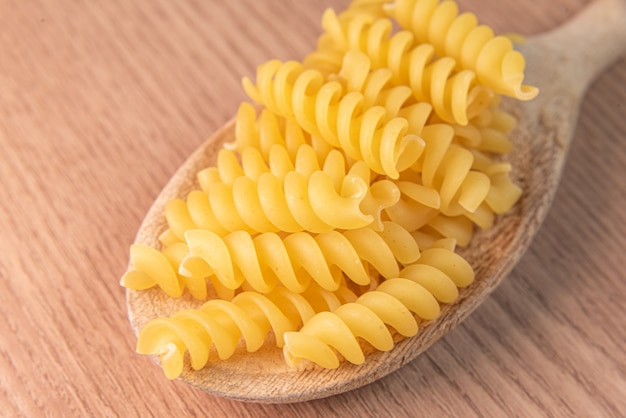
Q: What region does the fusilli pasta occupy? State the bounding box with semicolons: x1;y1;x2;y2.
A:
180;221;419;294
137;284;357;379
385;0;538;100
242;58;426;178
124;0;535;376
306;9;494;125
282;246;474;368
163;144;400;238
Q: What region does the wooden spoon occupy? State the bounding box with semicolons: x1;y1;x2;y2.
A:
124;0;626;403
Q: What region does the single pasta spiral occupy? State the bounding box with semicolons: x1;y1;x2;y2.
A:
199;142;342;191
385;0;538;100
307;9;494;125
164;143;400;239
136;285;357;379
282;246;475;369
332;51;417;120
180;221;420;294
242;59;425;178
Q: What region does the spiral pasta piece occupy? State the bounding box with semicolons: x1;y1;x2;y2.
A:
332;50;458;155
307;9;494;125
179;221;419;295
137;284;358;379
396;145;517;234
282;246;474;368
385;0;538;100
201;143;336;189
164;144;400;238
242;59;425;178
384;169;498;239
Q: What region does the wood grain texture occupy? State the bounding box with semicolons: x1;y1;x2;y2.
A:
0;0;624;416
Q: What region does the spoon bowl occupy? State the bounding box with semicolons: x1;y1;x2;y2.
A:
125;0;626;403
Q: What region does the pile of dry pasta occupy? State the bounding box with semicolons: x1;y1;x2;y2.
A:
122;0;537;379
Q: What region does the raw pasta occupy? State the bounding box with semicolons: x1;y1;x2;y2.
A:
242;56;425;179
165;143;401;238
123;0;536;377
386;0;538;100
124;221;419;301
282;246;474;368
305;9;493;125
122;243;184;298
137;284;357;379
121;242;235;301
228;102;311;160
179;221;420;294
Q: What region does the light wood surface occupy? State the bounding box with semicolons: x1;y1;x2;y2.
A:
1;0;625;416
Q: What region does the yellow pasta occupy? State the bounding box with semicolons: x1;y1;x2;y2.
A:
380;124;491;221
121;242;235;301
228;102;311;161
242;57;425;179
282;246;474;368
483;162;522;214
125;0;534;376
122;243;183;298
447;96;517;154
306;9;494;125
137;284;357;379
179;221;419;295
162;144;400;239
421;213;475;247
385;0;538;100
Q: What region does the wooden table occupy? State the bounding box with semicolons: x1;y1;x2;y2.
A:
1;0;624;416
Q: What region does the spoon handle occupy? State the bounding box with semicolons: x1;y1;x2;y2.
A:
524;0;626;93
